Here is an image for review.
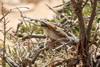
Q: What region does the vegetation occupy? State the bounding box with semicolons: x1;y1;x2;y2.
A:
0;0;100;67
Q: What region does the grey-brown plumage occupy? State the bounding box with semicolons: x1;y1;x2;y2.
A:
41;22;69;40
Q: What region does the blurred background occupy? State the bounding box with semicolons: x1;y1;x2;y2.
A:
0;0;70;44
0;0;70;19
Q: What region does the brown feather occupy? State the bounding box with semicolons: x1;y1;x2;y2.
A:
41;22;68;40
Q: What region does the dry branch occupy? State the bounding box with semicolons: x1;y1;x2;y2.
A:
15;33;46;40
0;52;19;67
87;0;97;41
47;57;79;67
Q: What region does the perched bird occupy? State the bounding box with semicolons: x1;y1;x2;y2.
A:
25;18;69;41
41;22;69;41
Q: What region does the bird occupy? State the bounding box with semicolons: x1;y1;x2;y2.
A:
40;22;69;41
24;18;69;41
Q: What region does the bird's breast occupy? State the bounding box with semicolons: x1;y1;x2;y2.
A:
42;27;60;40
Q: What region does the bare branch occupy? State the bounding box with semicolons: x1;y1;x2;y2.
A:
46;4;60;15
90;25;99;46
15;21;23;33
16;7;29;28
0;10;12;22
87;0;97;41
1;3;6;67
82;0;89;8
23;16;47;23
6;27;13;33
53;39;76;51
47;58;79;67
0;52;19;67
70;0;86;41
15;33;46;40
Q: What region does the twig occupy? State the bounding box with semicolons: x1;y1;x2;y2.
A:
23;16;47;22
6;27;13;33
47;58;79;67
70;0;86;41
82;0;89;9
1;3;6;67
53;1;70;8
0;6;28;23
90;25;99;46
0;52;19;67
22;34;46;40
25;42;51;64
30;39;62;63
16;7;37;47
30;36;77;64
53;40;75;51
6;57;19;67
46;4;60;15
0;10;12;22
87;0;97;41
16;7;29;28
15;21;23;33
25;20;41;26
70;0;93;66
15;33;46;40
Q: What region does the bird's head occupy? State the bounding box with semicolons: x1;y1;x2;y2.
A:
41;22;56;29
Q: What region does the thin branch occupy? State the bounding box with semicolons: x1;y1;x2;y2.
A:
53;40;75;51
29;36;77;64
6;27;13;33
15;33;46;40
47;58;79;67
30;39;62;63
90;25;99;46
87;0;97;41
1;3;6;67
15;21;23;33
70;0;86;41
5;20;10;25
46;4;60;15
82;0;89;9
0;52;19;67
0;10;12;22
16;7;29;28
23;16;45;22
25;20;41;26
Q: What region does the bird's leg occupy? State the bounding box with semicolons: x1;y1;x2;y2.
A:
46;36;50;40
44;36;52;47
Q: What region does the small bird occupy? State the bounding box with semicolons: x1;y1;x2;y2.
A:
41;22;69;41
25;18;69;41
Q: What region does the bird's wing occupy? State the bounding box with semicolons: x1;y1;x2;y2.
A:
55;27;68;37
44;22;68;38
